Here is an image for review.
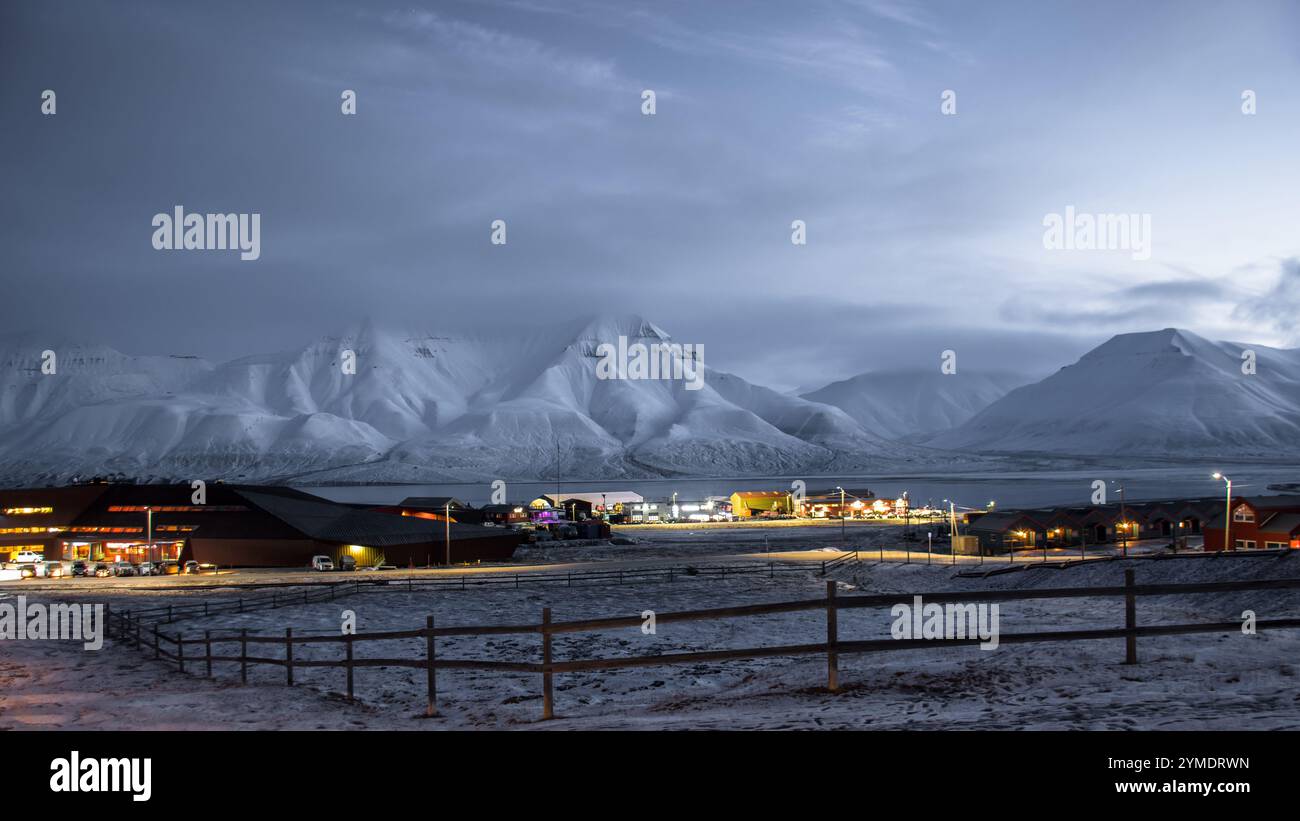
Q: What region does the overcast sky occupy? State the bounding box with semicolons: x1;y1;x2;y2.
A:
3;0;1298;392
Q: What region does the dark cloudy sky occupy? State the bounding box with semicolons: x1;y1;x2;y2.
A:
3;0;1298;391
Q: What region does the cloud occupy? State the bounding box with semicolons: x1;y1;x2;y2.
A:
1232;257;1300;342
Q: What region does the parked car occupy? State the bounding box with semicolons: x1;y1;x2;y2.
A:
160;561;180;575
111;563;137;577
310;555;334;571
93;563;112;577
338;555;356;571
137;561;159;576
183;560;200;574
70;560;89;577
13;550;43;565
34;560;66;578
18;564;37;579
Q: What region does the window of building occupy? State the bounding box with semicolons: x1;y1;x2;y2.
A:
1265;541;1286;549
1233;505;1255;523
2;506;53;515
1235;539;1257;549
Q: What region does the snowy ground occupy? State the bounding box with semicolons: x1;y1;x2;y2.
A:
3;550;1298;730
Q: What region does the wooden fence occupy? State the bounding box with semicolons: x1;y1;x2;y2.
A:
103;570;1300;721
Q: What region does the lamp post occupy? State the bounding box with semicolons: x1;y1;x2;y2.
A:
835;486;846;541
1111;482;1128;557
444;500;451;566
1213;472;1231;552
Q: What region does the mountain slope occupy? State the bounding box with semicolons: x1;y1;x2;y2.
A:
0;316;928;483
923;328;1300;457
801;369;1027;439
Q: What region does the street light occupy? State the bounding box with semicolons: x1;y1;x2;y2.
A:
834;486;846;540
1213;472;1231;552
1111;481;1128;556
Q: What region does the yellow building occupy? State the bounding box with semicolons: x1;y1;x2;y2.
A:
729;491;793;517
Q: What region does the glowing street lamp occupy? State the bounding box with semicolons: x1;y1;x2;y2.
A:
1213;472;1231;552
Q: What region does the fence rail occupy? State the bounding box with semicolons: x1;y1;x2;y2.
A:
107;571;1300;721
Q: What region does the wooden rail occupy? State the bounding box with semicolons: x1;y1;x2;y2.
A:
107;572;1300;721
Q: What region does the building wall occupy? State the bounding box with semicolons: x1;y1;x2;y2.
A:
187;537;330;567
381;534;523;566
1202;525;1299;551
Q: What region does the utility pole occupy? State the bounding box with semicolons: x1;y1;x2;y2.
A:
1213;473;1232;552
444;501;451;566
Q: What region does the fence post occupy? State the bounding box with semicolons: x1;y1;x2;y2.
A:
286;627;294;686
1124;569;1138;664
425;615;437;717
153;624;160;659
167;604;173;623
541;607;554;720
238;597;244;613
205;630;212;678
240;628;248;684
345;632;354;700
135;618;141;649
826;580;839;691
177;633;184;674
205;601;210;617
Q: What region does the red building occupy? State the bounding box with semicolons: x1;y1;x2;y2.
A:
1202;495;1300;551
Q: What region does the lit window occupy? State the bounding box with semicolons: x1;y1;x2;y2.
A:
1232;505;1255;523
2;506;53;515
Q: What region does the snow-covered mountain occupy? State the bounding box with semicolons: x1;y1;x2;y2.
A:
801;369;1028;440
0;316;933;483
923;328;1300;457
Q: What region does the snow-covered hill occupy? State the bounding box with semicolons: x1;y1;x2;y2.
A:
0;317;932;483
801;369;1027;440
923;328;1300;457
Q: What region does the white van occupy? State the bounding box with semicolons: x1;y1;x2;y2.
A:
13;551;43;564
310;555;334;571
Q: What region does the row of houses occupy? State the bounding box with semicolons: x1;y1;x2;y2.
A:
372;487;910;526
0;484;526;568
962;495;1300;554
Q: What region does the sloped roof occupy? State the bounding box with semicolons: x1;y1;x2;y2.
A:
1259;512;1300;535
399;497;466;509
966;511;1043;533
234;488;506;546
